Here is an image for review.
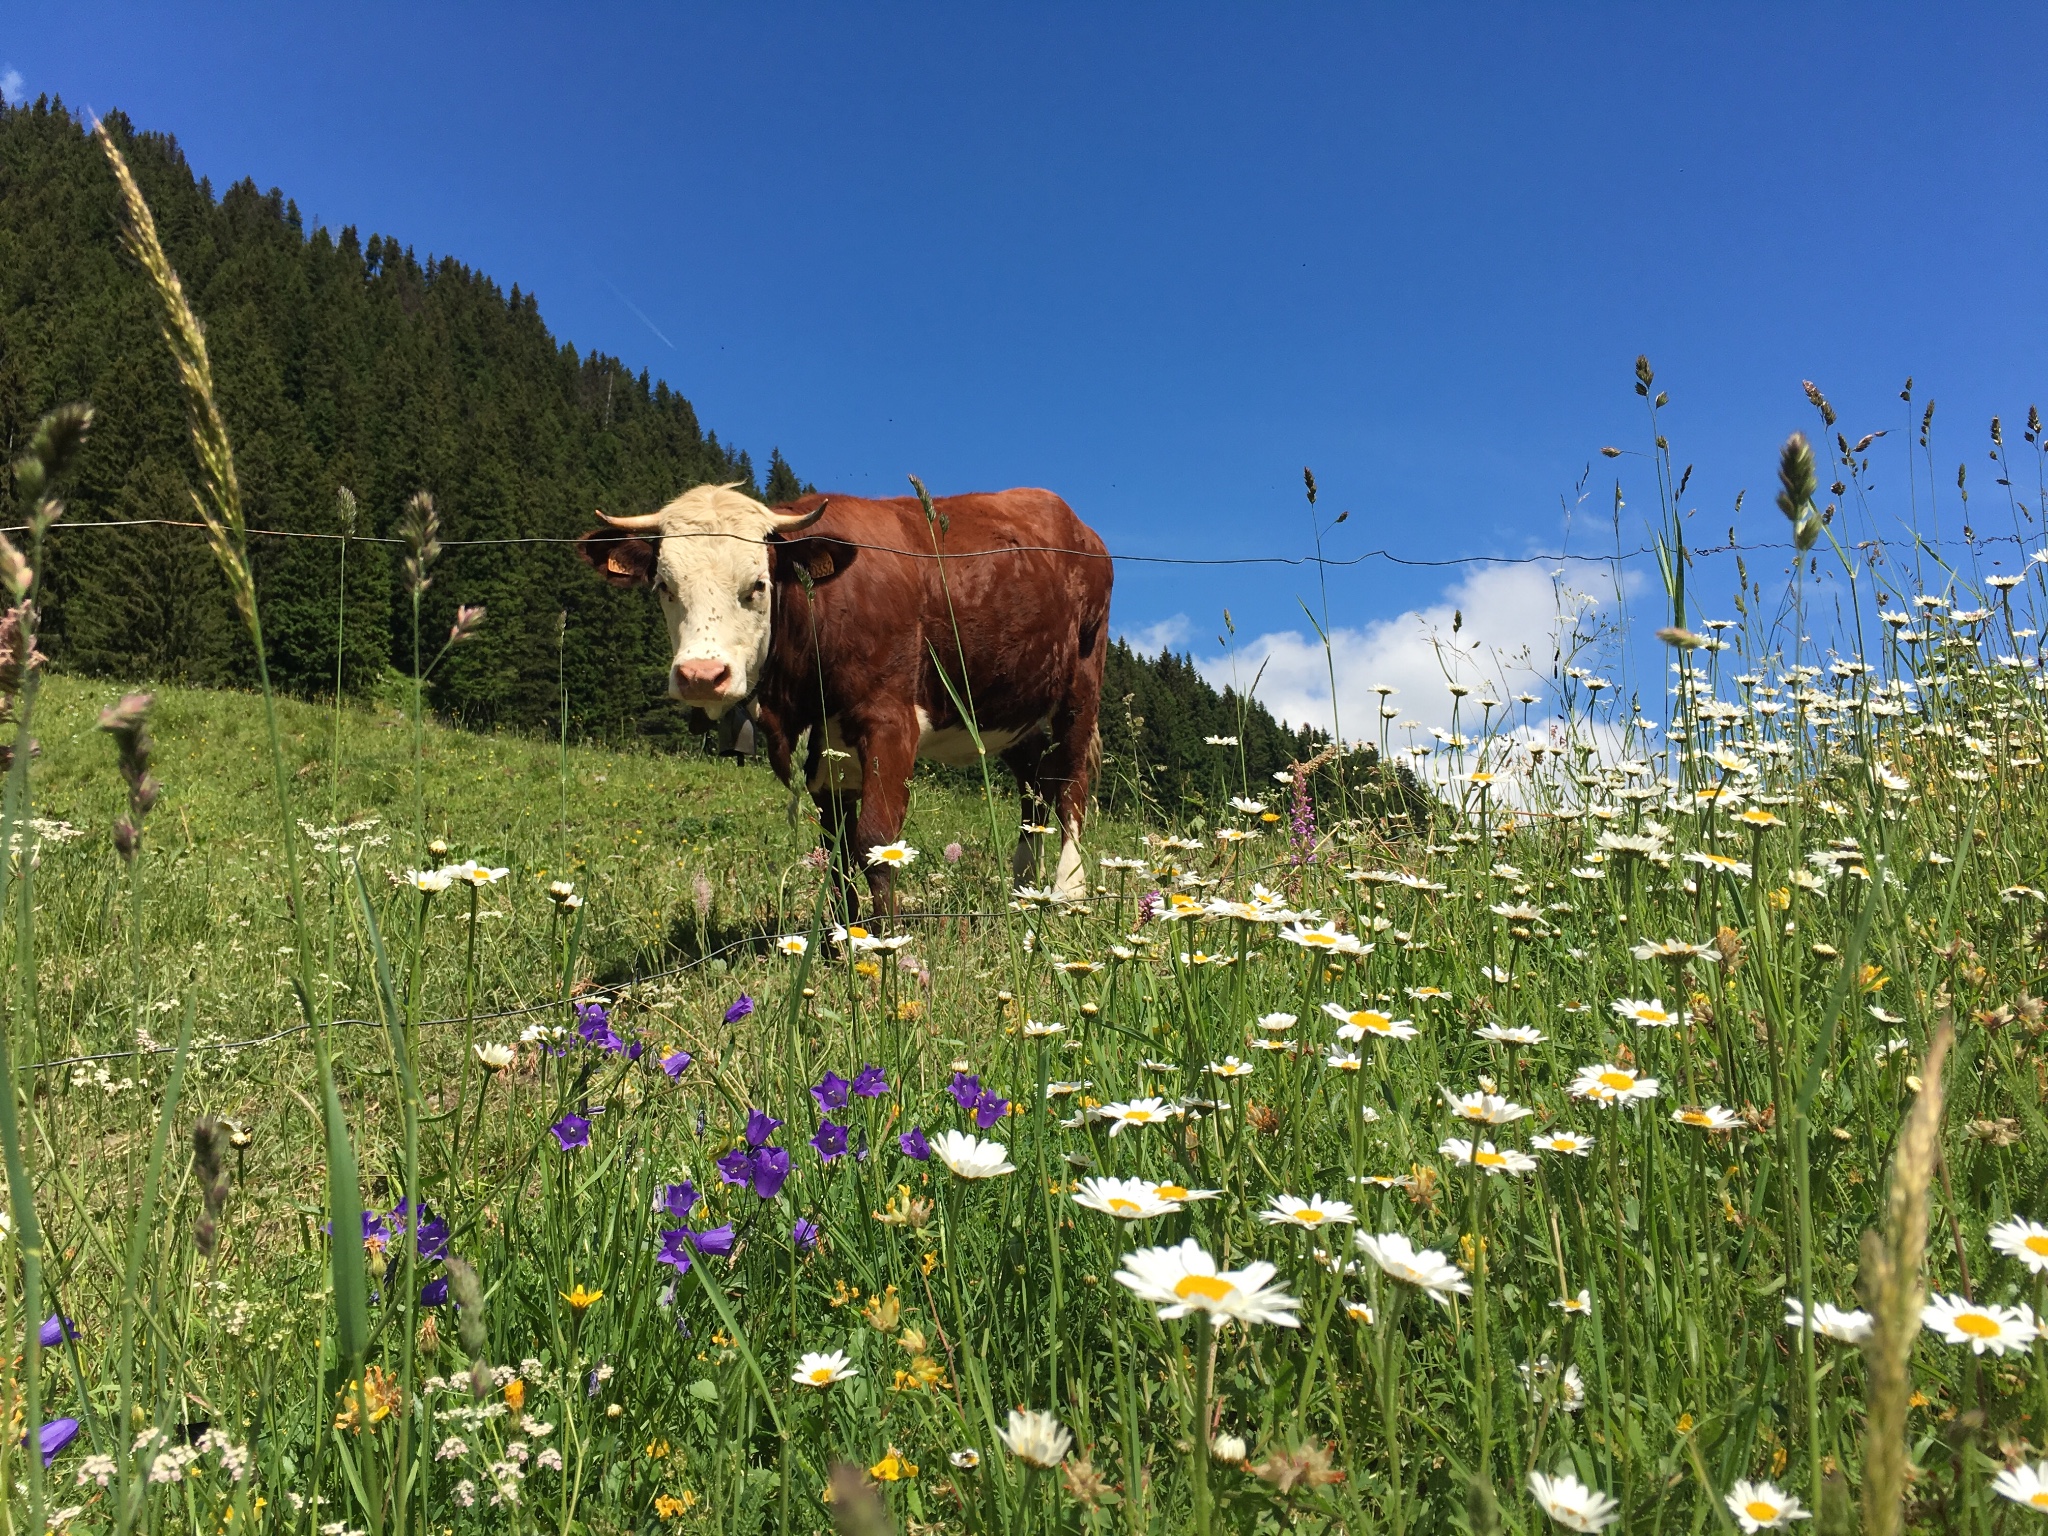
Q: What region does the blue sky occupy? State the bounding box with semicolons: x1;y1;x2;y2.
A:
8;5;2048;732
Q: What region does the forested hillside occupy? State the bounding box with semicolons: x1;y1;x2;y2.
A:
0;96;1348;802
0;97;804;733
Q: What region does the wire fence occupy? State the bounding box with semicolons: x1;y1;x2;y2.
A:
13;515;2047;572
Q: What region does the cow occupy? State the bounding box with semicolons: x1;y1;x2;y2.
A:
577;482;1112;914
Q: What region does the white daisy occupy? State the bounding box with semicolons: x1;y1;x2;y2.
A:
1532;1132;1595;1156
1670;1105;1742;1132
1441;1089;1534;1125
1475;1023;1546;1045
996;1409;1072;1469
1072;1177;1180;1220
1611;997;1680;1028
1206;1056;1255;1079
930;1129;1016;1181
473;1042;515;1070
1022;1019;1066;1038
1116;1238;1302;1327
1321;1003;1418;1041
1279;921;1365;955
1439;1138;1537;1176
1991;1461;2048;1513
1325;1051;1363;1071
1989;1218;2048;1275
1725;1479;1809;1532
1921;1293;2038;1354
1527;1468;1620;1532
1568;1064;1660;1106
775;934;809;956
1256;1012;1298;1032
1353;1232;1470;1302
791;1350;857;1387
1551;1289;1592;1314
1100;1098;1173;1135
1783;1298;1873;1344
1259;1194;1355;1229
864;841;918;867
405;869;453;894
1147;1179;1222;1203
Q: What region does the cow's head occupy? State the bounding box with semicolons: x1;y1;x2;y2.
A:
576;482;825;716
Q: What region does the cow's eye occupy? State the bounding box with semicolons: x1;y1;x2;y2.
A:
748;579;768;601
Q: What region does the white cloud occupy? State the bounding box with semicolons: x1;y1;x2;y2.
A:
0;68;24;107
1192;561;1627;742
1118;613;1192;655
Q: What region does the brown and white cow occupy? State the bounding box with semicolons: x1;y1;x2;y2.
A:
577;482;1111;912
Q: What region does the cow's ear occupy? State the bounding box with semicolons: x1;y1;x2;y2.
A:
577;527;658;589
770;536;857;586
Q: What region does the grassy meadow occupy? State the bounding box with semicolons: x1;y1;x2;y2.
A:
10;123;2048;1536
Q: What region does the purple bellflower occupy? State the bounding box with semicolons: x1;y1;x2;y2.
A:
899;1126;932;1160
810;1121;849;1161
811;1071;852;1113
551;1113;593;1152
851;1064;891;1098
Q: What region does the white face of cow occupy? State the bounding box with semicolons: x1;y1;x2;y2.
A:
654;516;775;715
585;483;824;718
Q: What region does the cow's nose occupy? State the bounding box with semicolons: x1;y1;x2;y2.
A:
674;659;732;696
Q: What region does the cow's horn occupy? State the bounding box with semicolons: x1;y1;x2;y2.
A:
593;507;665;532
768;500;828;533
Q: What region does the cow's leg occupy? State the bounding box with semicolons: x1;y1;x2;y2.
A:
1039;708;1102;902
850;712;920;916
812;788;864;919
1000;740;1050;886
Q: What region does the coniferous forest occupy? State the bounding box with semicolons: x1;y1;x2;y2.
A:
1;97;1330;792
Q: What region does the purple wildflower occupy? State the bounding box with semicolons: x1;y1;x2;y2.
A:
810;1121;849;1162
743;1109;784;1147
691;1222;736;1255
360;1209;390;1244
660;1049;693;1079
851;1064;890;1098
1288;764;1319;865
658;1181;701;1221
1138;890;1162;924
947;1072;983;1110
576;1000;608;1032
37;1315;74;1348
29;1418;78;1467
724;995;756;1024
750;1146;792;1199
899;1126;931;1160
551;1113;593;1152
627;1040;646;1061
973;1092;1010;1130
657;1230;696;1275
811;1071;852;1113
420;1276;450;1306
793;1218;820;1251
716;1147;755;1186
943;841;963;863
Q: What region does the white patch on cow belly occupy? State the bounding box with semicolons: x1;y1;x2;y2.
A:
913;706;1040;767
807;716;864;793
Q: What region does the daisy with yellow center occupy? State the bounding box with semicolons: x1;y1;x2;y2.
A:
1406;985;1451;1001
1320;1003;1419;1041
1671;1105;1742;1132
1207;1056;1255;1079
1475;1023;1546;1045
1611;997;1678;1027
1072;1177;1180;1220
1991;1461;2048;1513
1569;1064;1660;1106
1438;1138;1536;1176
865;842;918;867
1116;1238;1301;1327
1531;1131;1594;1156
775;934;809;956
1100;1098;1173;1135
1724;1479;1808;1532
1550;1289;1593;1314
1921;1293;2039;1354
1325;1051;1363;1071
792;1350;858;1387
1343;1300;1375;1323
1259;1193;1355;1229
1684;850;1753;877
1441;1088;1533;1125
1988;1218;2048;1275
1527;1469;1619;1532
1148;1180;1222;1203
1736;808;1784;828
